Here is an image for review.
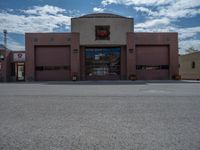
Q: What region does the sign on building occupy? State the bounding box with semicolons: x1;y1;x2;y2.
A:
13;53;25;62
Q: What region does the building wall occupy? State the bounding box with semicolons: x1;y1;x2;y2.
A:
25;32;80;81
132;32;179;79
25;32;179;81
71;17;133;46
0;49;12;82
179;52;200;80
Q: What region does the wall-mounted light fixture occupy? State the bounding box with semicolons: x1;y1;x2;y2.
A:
129;49;134;53
0;54;5;61
73;49;79;53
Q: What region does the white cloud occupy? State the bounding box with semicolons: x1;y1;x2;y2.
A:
179;39;200;54
102;0;172;6
154;1;200;19
0;5;77;50
102;0;200;22
102;0;200;8
101;0;117;6
93;7;105;13
135;18;171;28
134;7;155;16
22;5;66;15
178;26;200;40
7;40;25;51
0;5;72;34
133;0;200;20
176;27;200;53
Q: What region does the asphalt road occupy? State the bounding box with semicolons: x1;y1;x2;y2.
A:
0;81;200;150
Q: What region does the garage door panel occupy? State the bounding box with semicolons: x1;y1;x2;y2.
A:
36;70;69;81
35;46;70;81
136;45;169;80
136;70;169;80
36;47;70;66
136;46;168;65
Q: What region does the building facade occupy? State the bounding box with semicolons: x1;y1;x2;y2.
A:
1;13;179;82
179;52;200;80
0;44;25;82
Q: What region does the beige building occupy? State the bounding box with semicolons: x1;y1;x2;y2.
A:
179;52;200;80
71;13;133;45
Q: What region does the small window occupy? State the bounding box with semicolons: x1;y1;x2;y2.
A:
35;66;43;71
35;66;70;71
192;61;195;69
161;65;169;70
63;66;70;70
136;65;169;70
95;26;110;40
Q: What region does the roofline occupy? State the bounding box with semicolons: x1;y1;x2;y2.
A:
134;32;178;34
12;50;26;52
25;32;71;34
179;51;200;56
72;13;132;19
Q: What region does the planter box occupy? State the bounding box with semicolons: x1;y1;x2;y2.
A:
129;75;137;80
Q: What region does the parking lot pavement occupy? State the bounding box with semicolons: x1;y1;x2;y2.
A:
0;81;200;150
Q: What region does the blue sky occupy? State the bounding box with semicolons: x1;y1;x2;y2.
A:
0;0;200;54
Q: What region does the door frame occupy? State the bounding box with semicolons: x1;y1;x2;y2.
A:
16;62;25;81
84;47;121;80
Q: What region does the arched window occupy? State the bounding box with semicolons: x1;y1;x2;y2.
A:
192;61;195;69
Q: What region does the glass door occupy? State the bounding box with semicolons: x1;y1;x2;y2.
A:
85;47;120;77
17;63;25;81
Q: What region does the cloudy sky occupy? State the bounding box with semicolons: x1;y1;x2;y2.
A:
0;0;200;54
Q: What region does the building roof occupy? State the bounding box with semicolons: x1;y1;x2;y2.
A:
77;13;129;19
180;51;200;57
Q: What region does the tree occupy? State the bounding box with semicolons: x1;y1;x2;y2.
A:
186;47;199;54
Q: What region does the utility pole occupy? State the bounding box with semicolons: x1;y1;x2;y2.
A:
3;29;7;50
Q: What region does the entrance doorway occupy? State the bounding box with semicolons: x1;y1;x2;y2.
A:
17;63;25;81
85;47;120;80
